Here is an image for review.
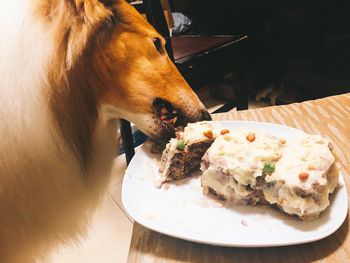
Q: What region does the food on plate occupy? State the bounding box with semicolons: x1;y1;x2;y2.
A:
262;134;339;220
201;129;339;220
201;130;282;205
159;121;223;182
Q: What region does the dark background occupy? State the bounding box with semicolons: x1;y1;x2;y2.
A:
171;0;350;101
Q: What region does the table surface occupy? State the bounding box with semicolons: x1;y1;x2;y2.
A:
127;93;350;263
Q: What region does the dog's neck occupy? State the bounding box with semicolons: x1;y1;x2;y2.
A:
40;2;117;169
48;52;118;169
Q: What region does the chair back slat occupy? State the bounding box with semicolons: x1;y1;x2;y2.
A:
143;0;174;59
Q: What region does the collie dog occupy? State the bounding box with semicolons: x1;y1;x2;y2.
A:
0;0;210;261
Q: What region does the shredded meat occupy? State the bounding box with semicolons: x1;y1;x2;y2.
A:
161;139;215;181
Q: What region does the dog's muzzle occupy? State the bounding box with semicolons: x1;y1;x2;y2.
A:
152;97;212;142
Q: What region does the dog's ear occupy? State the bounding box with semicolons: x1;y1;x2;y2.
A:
38;0;120;79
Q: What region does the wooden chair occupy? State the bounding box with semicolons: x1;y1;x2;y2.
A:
120;0;249;164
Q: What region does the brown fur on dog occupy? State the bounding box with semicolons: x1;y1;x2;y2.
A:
0;0;209;261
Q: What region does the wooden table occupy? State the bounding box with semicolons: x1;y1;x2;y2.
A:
128;93;350;262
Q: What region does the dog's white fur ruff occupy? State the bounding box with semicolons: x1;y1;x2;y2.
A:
0;1;118;261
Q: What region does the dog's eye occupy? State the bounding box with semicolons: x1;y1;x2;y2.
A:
152;37;163;54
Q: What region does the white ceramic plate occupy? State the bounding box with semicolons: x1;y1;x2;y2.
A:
122;121;348;247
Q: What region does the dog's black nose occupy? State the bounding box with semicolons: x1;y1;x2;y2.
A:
201;110;212;121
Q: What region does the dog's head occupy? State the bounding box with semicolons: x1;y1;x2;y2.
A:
40;0;210;142
36;0;211;165
95;0;210;141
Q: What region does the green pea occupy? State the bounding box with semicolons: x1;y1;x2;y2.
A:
263;163;275;174
177;139;185;150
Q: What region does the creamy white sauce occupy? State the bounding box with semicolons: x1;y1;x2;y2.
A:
263;135;338;219
203;129;281;188
182;121;223;144
160;121;223;182
161;138;178;182
201;129;338;219
266;135;334;187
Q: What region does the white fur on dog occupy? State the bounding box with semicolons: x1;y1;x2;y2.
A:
0;1;118;261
